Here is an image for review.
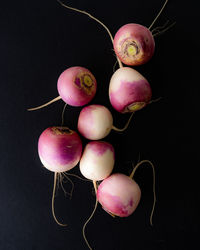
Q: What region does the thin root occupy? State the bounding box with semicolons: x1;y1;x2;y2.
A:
61;103;67;127
113;59;118;73
82;181;98;250
152;21;176;37
149;96;163;104
27;96;62;111
149;0;168;30
63;172;92;182
112;112;135;132
52;172;67;226
58;173;74;199
130;160;156;226
57;0;123;69
151;20;170;34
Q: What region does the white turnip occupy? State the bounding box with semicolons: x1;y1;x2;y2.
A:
79;141;115;181
77;104;134;140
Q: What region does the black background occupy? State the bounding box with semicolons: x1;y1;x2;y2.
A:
0;0;199;250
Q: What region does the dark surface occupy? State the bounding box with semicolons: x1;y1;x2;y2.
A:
0;0;198;250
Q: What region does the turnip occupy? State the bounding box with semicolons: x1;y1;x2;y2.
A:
38;126;82;226
57;0;173;68
80;140;115;250
28;66;97;111
113;0;175;66
97;173;141;217
77;104;134;140
97;160;156;224
79;141;115;181
113;23;155;66
82;159;156;250
109;67;152;113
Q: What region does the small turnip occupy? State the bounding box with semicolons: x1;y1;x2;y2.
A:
109;67;152;113
78;104;135;140
57;0;171;69
38;126;83;226
38;126;82;172
97;173;141;217
113;23;155;66
97;160;156;224
78;105;113;140
28;66;97;111
79;141;115;181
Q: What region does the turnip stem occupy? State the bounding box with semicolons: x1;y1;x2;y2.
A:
112;112;134;132
52;172;67;226
149;0;168;30
27;96;62;111
57;0;123;69
130;160;156;226
82;182;98;250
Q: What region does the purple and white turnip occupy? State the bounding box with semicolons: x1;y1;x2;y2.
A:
78;104;134;140
28;66;97;111
97;173;141;217
38;126;82;173
97;160;156;222
80;141;115;181
109;67;152;113
113;23;155;66
38;126;83;226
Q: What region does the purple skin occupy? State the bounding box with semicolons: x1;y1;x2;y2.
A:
110;79;152;113
113;23;155;66
77;104;113;140
109;67;152;113
57;66;97;106
86;141;115;156
77;105;97;139
97;173;141;217
79;141;115;181
38;127;82;173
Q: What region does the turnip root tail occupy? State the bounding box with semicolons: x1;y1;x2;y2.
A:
63;172;92;182
52;172;67;226
149;0;168;30
82;181;98;250
58;172;74;199
152;21;176;37
112;112;134;132
149;96;162;104
148;0;175;37
61;103;67;127
130;160;156;226
27;96;62;111
57;0;123;68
